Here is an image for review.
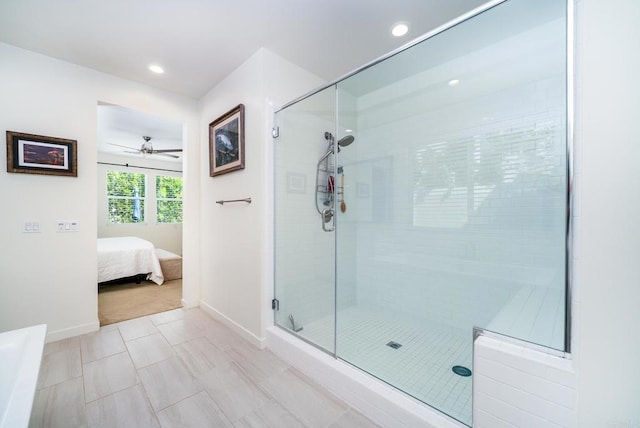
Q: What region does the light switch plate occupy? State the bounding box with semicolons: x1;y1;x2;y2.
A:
23;221;41;233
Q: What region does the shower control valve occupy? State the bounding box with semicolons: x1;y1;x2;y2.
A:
321;208;334;232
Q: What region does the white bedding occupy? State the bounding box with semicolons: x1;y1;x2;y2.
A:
97;237;164;285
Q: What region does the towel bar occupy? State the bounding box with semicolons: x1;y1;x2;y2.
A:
216;198;252;205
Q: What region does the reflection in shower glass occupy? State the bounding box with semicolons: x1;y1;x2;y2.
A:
274;0;568;426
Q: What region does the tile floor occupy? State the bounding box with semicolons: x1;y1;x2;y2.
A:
30;307;379;428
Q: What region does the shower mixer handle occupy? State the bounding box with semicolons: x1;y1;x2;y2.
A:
321;208;335;232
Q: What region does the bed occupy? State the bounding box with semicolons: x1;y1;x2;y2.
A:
97;237;164;285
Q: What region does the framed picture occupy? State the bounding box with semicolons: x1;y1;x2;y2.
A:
6;131;77;177
209;104;245;177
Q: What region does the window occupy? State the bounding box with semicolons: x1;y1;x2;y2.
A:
156;175;183;223
107;171;146;223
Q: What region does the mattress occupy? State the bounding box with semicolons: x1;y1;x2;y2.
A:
97;237;164;285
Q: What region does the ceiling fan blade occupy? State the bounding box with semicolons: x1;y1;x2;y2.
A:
156;152;180;159
152;148;183;153
107;142;139;151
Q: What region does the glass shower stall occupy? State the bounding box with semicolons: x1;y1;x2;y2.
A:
273;0;569;425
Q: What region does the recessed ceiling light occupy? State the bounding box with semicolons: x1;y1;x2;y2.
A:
345;129;353;133
391;22;409;37
448;79;460;86
149;64;164;74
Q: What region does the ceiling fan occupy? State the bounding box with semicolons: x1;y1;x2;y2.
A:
108;136;182;158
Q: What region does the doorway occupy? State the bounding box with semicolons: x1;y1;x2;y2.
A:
96;103;185;325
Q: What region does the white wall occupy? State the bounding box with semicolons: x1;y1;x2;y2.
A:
97;153;183;255
576;0;640;425
0;42;200;341
199;48;323;346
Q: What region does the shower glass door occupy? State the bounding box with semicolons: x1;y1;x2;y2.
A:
334;0;567;425
274;86;337;353
274;0;568;425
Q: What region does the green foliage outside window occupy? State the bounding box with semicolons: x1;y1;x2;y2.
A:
107;171;145;223
156;176;183;223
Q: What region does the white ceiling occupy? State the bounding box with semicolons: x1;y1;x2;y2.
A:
0;0;490;162
0;0;487;99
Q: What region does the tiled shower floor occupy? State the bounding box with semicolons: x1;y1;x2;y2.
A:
298;306;473;426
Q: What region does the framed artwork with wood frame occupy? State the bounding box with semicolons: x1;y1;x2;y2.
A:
6;131;78;177
209;104;245;177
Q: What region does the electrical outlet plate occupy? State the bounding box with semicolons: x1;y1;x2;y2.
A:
56;220;79;233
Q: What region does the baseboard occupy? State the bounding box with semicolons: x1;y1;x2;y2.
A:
181;298;199;309
46;320;100;343
199;300;266;349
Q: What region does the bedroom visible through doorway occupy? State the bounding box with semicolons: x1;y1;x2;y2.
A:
96;103;185;325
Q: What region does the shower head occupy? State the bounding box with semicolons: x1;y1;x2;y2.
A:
319;133;355;163
338;135;355;147
325;132;355;147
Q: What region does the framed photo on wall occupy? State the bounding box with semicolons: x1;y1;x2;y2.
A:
209;104;245;177
6;131;78;177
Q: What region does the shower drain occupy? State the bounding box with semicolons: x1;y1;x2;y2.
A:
452;365;472;377
386;341;402;349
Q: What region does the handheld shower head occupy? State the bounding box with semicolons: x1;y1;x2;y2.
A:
315;132;356;219
325;132;355;147
320;132;355;161
338;135;355;147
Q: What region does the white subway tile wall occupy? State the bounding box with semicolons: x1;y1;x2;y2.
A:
473;335;576;427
